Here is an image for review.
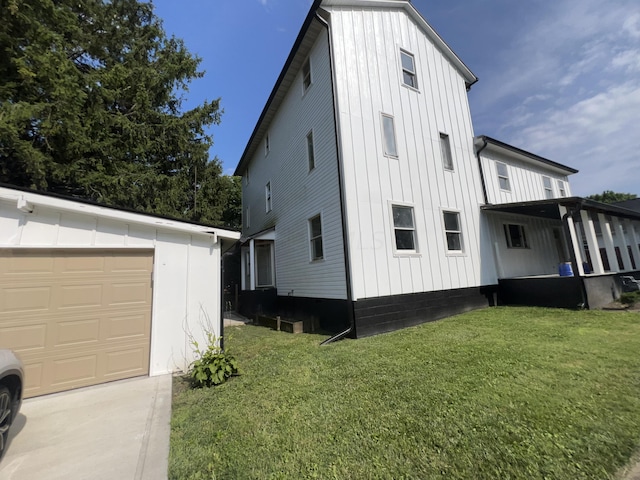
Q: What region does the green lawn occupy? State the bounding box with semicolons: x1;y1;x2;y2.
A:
169;307;640;479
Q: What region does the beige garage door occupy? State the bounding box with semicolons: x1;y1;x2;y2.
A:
0;249;153;398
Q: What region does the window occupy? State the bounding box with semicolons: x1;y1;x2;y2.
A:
255;243;274;287
440;133;454;171
504;224;529;248
309;215;323;261
443;211;463;252
265;134;270;156
307;131;315;171
265;182;272;212
244;167;250;185
400;50;417;88
381;114;398;157
302;58;312;92
557;179;566;197
392;205;416;251
246;206;250;228
543;176;553;199
496;162;510;191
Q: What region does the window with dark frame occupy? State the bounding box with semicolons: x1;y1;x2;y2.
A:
496;162;510;191
440;133;454;171
443;211;463;252
309;215;323;261
302;58;312;92
400;50;417;88
381;114;398;157
307;131;315;171
504;224;529;248
392;205;416;251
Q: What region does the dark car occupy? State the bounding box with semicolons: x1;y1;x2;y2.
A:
0;349;23;459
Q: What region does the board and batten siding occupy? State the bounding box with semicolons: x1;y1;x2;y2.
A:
0;195;224;376
242;30;347;300
486;212;566;279
326;5;496;301
480;149;572;204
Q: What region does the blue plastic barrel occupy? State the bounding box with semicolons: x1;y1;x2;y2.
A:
559;262;574;277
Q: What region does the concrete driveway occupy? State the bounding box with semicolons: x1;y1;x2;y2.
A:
0;375;171;480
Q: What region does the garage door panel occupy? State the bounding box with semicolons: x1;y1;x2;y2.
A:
0;249;153;397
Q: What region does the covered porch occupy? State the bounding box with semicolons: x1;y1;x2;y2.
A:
482;197;640;309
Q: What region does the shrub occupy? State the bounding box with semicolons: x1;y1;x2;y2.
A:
189;332;239;388
620;291;640;305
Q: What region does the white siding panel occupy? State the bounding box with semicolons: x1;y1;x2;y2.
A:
328;6;493;300
241;31;347;300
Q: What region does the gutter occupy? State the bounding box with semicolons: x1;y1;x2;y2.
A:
315;10;356;345
474;136;490;205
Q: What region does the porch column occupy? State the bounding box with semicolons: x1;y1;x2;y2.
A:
612;217;633;271
598;213;619;272
240;248;247;289
580;210;604;274
249;239;256;290
559;205;585;275
625;219;640;269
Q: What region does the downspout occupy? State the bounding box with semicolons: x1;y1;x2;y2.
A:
474;136;490;205
561;201;589;309
315;11;356;345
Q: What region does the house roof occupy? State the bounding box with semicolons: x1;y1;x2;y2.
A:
613;198;640;213
234;0;478;176
0;183;241;241
475;135;579;176
481;197;640;222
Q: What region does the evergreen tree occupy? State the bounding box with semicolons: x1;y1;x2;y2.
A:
0;0;239;227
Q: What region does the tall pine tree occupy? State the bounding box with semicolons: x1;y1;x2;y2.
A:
0;0;238;227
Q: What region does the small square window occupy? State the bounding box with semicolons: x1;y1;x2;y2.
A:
440;133;453;171
496;162;510;191
557;180;566;197
400;50;417;89
543;176;553;199
307;131;315;171
443;211;463;252
309;215;323;261
392;205;416;251
265;182;272;213
504;224;529;248
302;58;312;92
381;114;398;157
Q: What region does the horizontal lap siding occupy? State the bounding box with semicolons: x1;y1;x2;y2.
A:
328;6;492;301
242;31;347;300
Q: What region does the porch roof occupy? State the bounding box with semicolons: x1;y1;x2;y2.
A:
481;197;640;221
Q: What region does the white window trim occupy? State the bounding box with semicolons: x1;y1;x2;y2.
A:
503;223;530;249
265;134;270;156
389;201;419;256
381;113;399;158
244;166;250;185
265;181;272;213
442;209;464;255
302;57;312;94
254;242;275;288
557;179;567;197
440;132;454;171
496;162;511;192
308;213;324;262
399;49;418;91
245;206;250;229
307;130;315;172
543;176;554;199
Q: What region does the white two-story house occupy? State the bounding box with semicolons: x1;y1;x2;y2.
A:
235;0;640;338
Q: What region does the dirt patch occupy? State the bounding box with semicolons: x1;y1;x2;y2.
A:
602;301;640;312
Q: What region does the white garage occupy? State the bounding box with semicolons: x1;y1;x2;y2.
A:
0;186;239;398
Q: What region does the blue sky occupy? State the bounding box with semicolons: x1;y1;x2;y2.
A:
152;0;640;197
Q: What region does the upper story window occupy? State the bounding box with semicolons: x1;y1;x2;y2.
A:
244;167;250;185
302;57;312;93
496;162;510;191
265;134;270;156
543;176;553;199
400;50;417;89
392;205;417;252
265;181;272;213
443;211;463;252
440;133;454;171
557;180;567;197
245;206;250;229
307;131;315;171
504;224;529;248
381;114;398;157
309;214;323;261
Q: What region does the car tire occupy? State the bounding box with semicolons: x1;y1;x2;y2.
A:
0;385;13;459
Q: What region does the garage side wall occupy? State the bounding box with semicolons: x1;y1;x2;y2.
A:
0;199;221;379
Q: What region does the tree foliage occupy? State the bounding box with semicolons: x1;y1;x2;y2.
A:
586;190;638;204
0;0;240;228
